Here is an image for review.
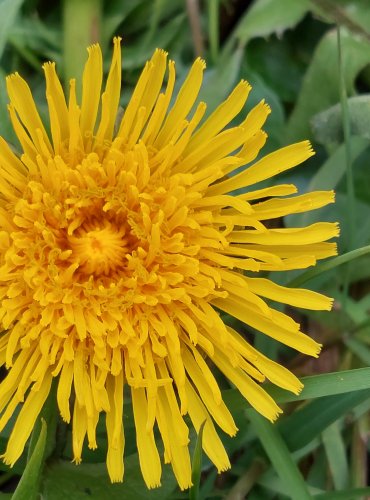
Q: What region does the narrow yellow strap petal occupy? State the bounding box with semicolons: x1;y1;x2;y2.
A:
141;60;176;145
240;99;271;135
229;222;340;246
209;141;314;195
185;379;231;472
154;57;205;148
131;387;161;489
213;297;321;356
156;387;192;491
95;37;122;146
6;73;52;155
72;400;87;464
182;347;237;436
43;62;69;150
213;347;282;422
80;44;103;140
2;371;52;466
239;184;298;201
244;276;333;310
8;104;38;162
57;360;74;422
187;80;251;152
106;373;124;483
68;79;83;156
250;191;335;220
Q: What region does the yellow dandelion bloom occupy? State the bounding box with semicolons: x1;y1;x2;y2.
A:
0;38;338;489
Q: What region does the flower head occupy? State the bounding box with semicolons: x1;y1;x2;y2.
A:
0;38;338;489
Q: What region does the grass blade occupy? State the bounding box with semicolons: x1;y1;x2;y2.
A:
223;367;370;411
278;390;370;452
288;245;370;287
189;421;206;500
322;422;349;490
247;410;312;500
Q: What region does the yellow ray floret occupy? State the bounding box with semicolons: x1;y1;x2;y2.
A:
0;38;337;489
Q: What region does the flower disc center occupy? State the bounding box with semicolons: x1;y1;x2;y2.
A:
68;220;128;276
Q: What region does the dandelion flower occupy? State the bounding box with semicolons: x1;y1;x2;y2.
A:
0;38;338;489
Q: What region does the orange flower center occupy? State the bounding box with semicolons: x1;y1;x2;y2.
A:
68;219;130;276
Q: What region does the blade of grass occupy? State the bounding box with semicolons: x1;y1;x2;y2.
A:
189;421;206;500
207;0;220;63
278;390;370;452
63;0;102;90
322;422;349;490
344;337;370;365
287;245;370;288
314;487;370;499
223;367;370;411
337;25;355;325
337;28;355;247
350;415;368;490
247;410;312;500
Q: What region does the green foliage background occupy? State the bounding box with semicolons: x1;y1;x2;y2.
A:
0;0;369;498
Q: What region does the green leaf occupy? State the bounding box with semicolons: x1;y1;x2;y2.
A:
322;422;349;490
122;13;186;70
278;390;370;452
0;0;25;59
41;454;177;500
313;487;370;499
309;138;369;192
102;0;144;47
12;419;47;500
189;421;205;500
311;96;370;147
311;0;370;40
247;410;312;500
345;336;370;365
232;0;310;46
286;28;370;142
223;367;370;412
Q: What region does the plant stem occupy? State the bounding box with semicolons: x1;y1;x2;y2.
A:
208;0;220;63
287;245;370;288
337;26;355;316
62;0;102;93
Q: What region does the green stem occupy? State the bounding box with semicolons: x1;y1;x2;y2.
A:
208;0;220;63
62;0;102;92
337;26;355;318
287;245;370;288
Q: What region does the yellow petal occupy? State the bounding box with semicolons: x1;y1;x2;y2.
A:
95;37;121;145
209;141;314;195
213;296;321;356
80;44;103;140
185;379;231;472
213;348;281;422
156;387;192;490
187;80;251;152
131;387;161;488
57;360;74;422
229;222;339;245
106;373;124;482
154;57;205;148
6;73;52;155
43;62;69;151
244;276;333;310
2;371;52;466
